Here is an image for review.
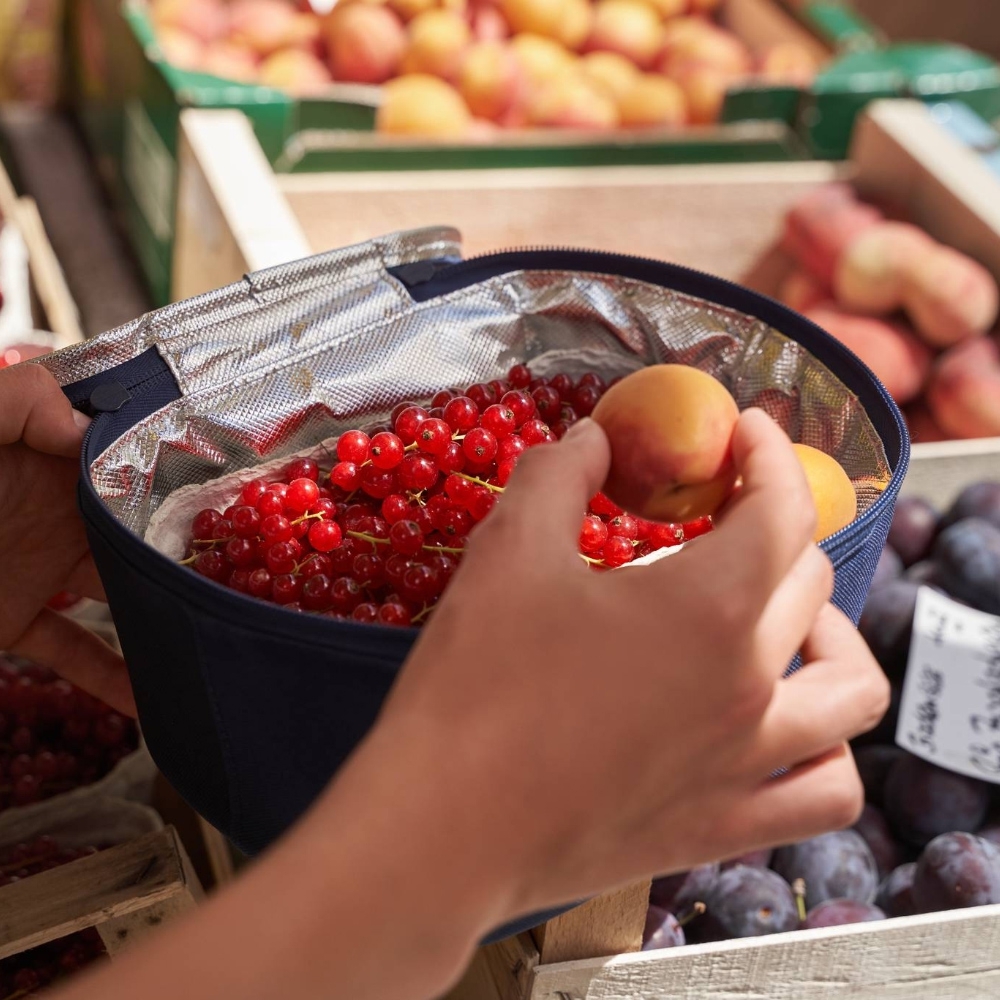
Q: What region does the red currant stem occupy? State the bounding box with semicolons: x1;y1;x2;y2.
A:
405;442;419;452
578;553;605;566
410;603;434;625
343;490;358;503
290;511;325;525
451;432;467;441
347;530;391;547
423;543;465;554
676;901;707;928
178;553;199;566
792;879;807;922
192;536;230;547
406;490;427;506
632;540;643;548
456;472;504;494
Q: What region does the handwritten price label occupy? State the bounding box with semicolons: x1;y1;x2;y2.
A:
896;587;1000;782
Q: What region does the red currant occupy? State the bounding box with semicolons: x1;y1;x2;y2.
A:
285;478;321;514
377;602;412;627
192;509;223;540
437;440;465;474
443;395;479;432
531;386;561;423
385;553;413;589
434;507;472;537
230;505;261;538
402;564;440;602
549;420;570;439
300;553;333;578
309;520;343;553
649;523;684;549
272;574;303;605
498;434;527;463
397;454;438;491
466;382;497;411
607;514;638;540
572;384;601;416
369;432;405;470
549;373;574;400
462;427;498;463
360;465;397;499
431;388;455;409
329;538;358;574
286;457;319;482
302;574;333;611
578;372;606;391
579;514;608;553
248;567;273;598
425;552;458;582
264;541;298;575
589;492;623;517
390;519;425;556
501;390;536;427
444;473;473;504
331;577;363;612
559;403;579;425
488;379;510;399
520;419;551;446
256;490;285;517
602;536;634;567
507;363;532;388
468;485;496;521
225;538;257;567
481;404;516;440
382;493;411;524
261;514;293;544
353;553;385;587
228;569;251;592
343;505;374;533
337;430;371;464
496;458;518;486
352;602;380;623
331;461;361;492
683;516;714;540
416;417;452;456
194;550;227;581
394;406;429;445
241;478;270;507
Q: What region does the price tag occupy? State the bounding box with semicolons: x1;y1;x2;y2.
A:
896;587;1000;782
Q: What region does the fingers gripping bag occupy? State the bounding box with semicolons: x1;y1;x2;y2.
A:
37;228;908;938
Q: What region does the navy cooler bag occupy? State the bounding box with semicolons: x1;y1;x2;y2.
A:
39;227;909;938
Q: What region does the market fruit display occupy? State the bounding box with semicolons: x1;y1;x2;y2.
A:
149;0;823;133
0;657;139;812
641;481;1000;950
175;363;858;623
778;184;1000;441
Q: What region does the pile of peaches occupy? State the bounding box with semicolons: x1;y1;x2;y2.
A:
776;184;1000;443
150;0;821;135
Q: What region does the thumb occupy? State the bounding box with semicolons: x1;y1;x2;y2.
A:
0;364;90;458
488;417;611;557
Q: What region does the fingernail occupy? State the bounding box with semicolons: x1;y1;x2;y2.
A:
72;409;92;432
562;416;598;443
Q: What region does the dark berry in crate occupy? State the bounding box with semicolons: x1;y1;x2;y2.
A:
859;581;920;683
642;906;685;950
884;754;990;847
913;833;1000;912
872;546;903;590
876;862;917;918
853;804;903;878
801;899;885;929
933;518;1000;615
888;497;939;567
648;863;719;912
854;744;906;808
941;481;1000;532
772;831;878;909
690;866;798;942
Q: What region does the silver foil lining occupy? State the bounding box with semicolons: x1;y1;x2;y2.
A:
39;227;891;536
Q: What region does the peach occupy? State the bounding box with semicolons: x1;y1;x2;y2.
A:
389;0;438;20
782;184;882;284
777;269;828;313
580;51;640;100
200;42;259;82
759;42;820;87
617;73;686;127
673;64;734;125
472;4;511;40
400;9;472;78
459;42;524;120
804;305;932;406
157;27;205;70
229;0;314;56
660;24;752;77
833;222;935;315
903;245;1000;348
905;403;949;444
259;48;332;94
501;0;571;39
927;336;1000;439
645;0;687;17
792;443;857;541
585;0;664;71
510;33;576;86
660;15;715;52
556;0;594;50
591;364;740;521
152;0;229;44
528;72;619;128
376;73;473;134
324;3;406;82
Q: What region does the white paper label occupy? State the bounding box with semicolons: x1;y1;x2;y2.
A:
896;586;1000;782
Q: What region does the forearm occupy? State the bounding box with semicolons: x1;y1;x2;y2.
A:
52;721;510;1000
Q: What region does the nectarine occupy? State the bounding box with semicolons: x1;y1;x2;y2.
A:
792;443;857;542
229;0;311;56
510;33;576;86
580;51;639;100
591;364;740;521
152;0;229;44
501;0;571;40
324;4;406;83
759;42;820;86
556;0;594;50
585;0;664;71
927;336;1000;439
777;269;828;314
157;27;205;70
200;42;259;82
259;48;332;94
459;41;524;119
617;73;687;127
376;73;473;134
471;4;511;41
528;72;619;128
401;8;472;79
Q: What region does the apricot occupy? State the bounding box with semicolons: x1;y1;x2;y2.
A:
591;364;740;522
510;33;576;87
673;64;734;125
792;443;857;542
580;51;640;100
324;4;406;83
834;222;934;315
585;0;664;71
528;72;620;129
259;48;332;94
152;0;229;44
229;0;314;56
556;0;594;50
759;42;820;87
401;8;472;79
472;4;511;40
782;184;882;284
501;0;571;40
376;74;473;135
157;27;205;70
660;24;752;78
617;74;686;127
927;337;1000;440
459;41;524;119
803;305;932;406
777;269;828;313
200;42;259;82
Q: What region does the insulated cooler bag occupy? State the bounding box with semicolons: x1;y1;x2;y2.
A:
39;228;909;938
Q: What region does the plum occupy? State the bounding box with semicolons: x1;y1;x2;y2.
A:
859;581;920;682
854;803;903;878
721;848;773;870
648;863;719;912
933;518;1000;615
942;482;1000;532
854;744;906;807
884;754;990;847
872;547;903;590
876;862;918;917
772;831;878;909
690;866;799;942
978;823;1000;849
888;497;940;567
801;898;886;929
913;833;1000;912
904;560;941;587
642;905;685;950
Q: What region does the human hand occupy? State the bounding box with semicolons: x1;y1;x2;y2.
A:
360;408;889;929
0;364;134;716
